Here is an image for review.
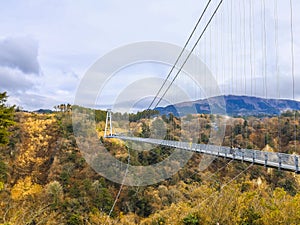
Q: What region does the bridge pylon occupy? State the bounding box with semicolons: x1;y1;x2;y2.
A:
104;109;113;137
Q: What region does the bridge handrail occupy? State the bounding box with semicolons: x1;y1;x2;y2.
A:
108;135;299;173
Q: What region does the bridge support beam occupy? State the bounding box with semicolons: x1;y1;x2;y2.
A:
278;154;282;171
295;155;299;174
264;153;268;168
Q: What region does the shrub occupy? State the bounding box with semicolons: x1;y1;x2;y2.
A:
183;214;200;225
67;214;82;225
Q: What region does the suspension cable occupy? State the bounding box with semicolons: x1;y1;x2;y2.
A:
274;0;279;99
106;147;130;221
243;0;246;95
238;0;242;94
153;0;224;109
274;0;281;152
289;0;296;153
249;0;253;96
263;0;267;98
230;0;233;94
147;0;212;110
290;0;295;100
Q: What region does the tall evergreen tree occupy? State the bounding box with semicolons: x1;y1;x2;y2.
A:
0;92;15;146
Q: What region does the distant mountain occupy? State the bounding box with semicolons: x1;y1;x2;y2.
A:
34;109;53;114
155;95;300;116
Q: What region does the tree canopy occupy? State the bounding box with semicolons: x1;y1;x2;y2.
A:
0;92;15;146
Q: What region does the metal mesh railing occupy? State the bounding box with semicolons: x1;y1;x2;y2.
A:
113;135;299;172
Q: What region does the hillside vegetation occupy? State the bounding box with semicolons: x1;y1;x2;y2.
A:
0;99;300;224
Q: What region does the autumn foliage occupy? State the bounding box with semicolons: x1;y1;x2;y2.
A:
0;102;300;224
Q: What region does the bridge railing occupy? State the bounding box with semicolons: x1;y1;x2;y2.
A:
110;135;299;173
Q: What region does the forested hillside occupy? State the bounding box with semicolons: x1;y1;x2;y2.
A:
1;96;300;224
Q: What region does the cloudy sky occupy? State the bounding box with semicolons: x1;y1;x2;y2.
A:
0;0;299;111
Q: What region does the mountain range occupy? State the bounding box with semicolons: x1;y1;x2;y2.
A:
155;95;300;116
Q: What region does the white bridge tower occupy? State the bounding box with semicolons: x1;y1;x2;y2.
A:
104;109;113;137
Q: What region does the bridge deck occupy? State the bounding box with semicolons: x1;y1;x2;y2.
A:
108;135;300;173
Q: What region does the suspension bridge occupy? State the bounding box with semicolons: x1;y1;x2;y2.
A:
104;111;300;173
100;0;300;174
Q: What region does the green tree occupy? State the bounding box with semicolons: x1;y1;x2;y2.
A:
92;187;114;213
0;92;15;146
46;181;63;206
67;214;82;225
140;122;151;138
240;207;261;225
183;214;200;225
0;159;7;182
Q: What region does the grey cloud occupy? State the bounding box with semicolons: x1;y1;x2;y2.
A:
12;93;49;110
0;67;34;92
0;36;40;74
